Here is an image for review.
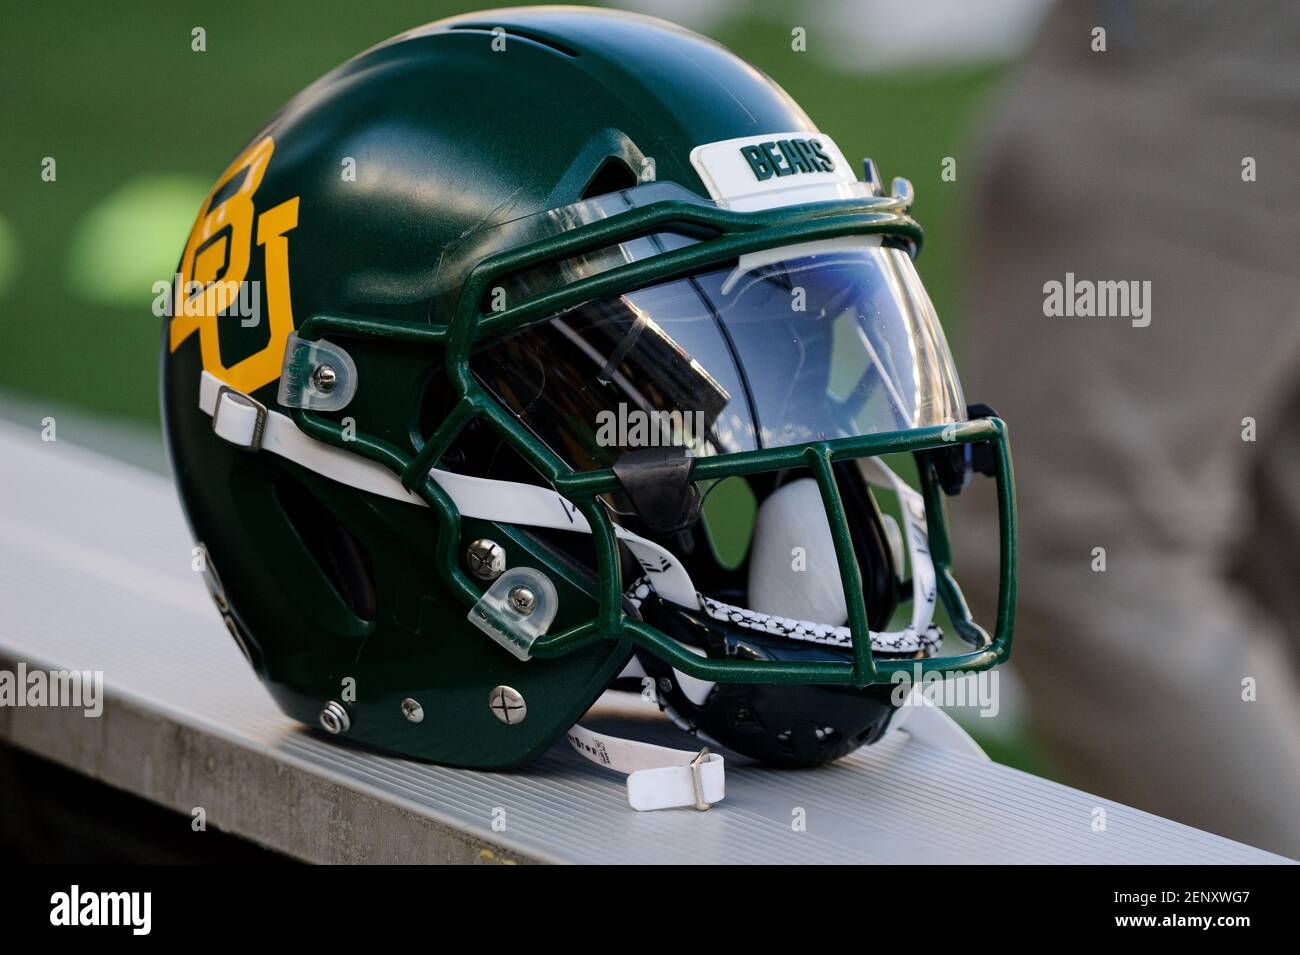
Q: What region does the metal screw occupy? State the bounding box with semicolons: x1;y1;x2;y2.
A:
319;700;350;734
508;585;536;615
466;538;506;580
488;685;527;725
400;697;424;723
311;364;338;394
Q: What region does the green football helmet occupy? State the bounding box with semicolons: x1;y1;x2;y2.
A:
162;7;1015;810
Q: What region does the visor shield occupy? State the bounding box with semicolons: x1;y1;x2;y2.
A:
472;236;965;471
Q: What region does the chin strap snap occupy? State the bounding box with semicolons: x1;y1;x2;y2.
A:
566;723;724;811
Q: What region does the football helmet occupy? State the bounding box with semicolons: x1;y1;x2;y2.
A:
162;8;1016;810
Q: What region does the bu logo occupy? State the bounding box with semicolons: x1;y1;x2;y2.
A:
168;136;299;394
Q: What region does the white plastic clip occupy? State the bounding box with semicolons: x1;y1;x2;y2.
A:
277;332;358;412
467;567;559;661
211;387;267;451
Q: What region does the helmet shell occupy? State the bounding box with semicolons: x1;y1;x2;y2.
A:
162;8;820;767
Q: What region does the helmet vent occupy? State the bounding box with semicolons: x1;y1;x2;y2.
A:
274;475;377;621
581;158;639;200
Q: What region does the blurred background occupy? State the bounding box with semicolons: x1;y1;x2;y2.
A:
4;0;1297;857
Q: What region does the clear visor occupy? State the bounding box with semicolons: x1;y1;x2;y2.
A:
457;186;965;471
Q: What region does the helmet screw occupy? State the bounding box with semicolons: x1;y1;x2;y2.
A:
488;685;527;725
466;538;506;580
508;585;536;615
319;700;350;734
400;697;424;723
311;364;338;394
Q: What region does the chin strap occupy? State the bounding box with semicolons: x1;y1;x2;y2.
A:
566;724;724;811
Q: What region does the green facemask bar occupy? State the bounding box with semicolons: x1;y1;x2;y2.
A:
286;187;1016;688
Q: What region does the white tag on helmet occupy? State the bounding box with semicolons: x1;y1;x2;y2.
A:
689;131;858;210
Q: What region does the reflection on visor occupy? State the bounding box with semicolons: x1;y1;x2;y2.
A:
472;237;965;472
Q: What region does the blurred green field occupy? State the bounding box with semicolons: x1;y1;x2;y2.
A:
0;0;1000;426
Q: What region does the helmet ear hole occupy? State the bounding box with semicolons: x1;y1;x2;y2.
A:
274;474;377;621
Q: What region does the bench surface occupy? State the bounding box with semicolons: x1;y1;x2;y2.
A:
0;421;1288;864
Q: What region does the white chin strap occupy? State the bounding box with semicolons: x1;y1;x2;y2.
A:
198;371;941;810
567;723;724;811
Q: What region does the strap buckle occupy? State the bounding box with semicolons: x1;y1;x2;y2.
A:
689;747;713;811
212;386;268;451
612;446;701;536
